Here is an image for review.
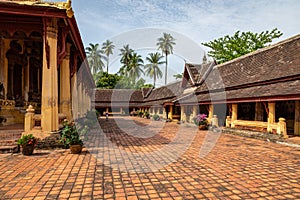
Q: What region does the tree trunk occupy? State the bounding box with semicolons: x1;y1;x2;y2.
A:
165;52;168;85
106;56;109;73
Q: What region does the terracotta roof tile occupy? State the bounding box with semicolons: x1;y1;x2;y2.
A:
196;34;300;93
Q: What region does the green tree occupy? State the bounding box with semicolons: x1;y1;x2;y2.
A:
157;33;176;85
202;28;283;64
96;72;119;89
144;52;164;87
128;52;144;85
173;73;182;80
102;39;115;73
119;44;134;74
85;43;105;76
142;84;154;88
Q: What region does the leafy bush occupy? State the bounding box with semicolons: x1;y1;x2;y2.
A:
152;114;160;121
60;120;88;147
138;111;143;117
17;134;37;146
144;111;150;119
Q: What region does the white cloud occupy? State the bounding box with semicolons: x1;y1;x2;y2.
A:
73;0;300;83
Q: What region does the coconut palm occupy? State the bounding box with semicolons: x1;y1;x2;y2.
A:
173;73;182;80
145;52;164;87
118;44;134;76
102;39;115;73
157;33;176;85
128;52;144;85
85;43;105;75
120;44;133;66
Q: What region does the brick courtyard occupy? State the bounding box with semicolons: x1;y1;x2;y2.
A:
0;116;300;200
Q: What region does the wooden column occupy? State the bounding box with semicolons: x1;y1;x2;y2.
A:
231;104;237;128
295;100;300;136
59;43;71;121
41;18;59;133
180;106;186;122
3;39;10;99
255;102;264;121
163;106;166;119
267;102;275;132
208;104;214;124
192;105;198;117
71;72;78;120
156;107;160;115
168;106;173;119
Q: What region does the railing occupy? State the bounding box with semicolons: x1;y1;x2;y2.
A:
226;116;288;138
25;105;67;132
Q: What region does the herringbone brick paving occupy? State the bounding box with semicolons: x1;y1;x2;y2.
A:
0;116;299;199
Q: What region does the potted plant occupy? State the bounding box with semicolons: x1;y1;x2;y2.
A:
17;134;37;155
193;114;208;130
60;120;88;154
143;111;150;119
152;114;160;121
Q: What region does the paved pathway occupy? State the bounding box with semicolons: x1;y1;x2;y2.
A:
0;117;300;199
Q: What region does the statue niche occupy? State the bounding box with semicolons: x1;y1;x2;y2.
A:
28;48;42;103
6;40;27;106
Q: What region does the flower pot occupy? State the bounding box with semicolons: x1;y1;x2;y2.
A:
21;144;34;155
70;144;82;154
198;125;207;130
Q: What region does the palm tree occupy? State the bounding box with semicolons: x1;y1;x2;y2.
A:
118;44;134;76
145;52;164;87
120;44;133;66
102;39;115;73
157;33;176;85
128;52;144;85
85;43;105;75
173;73;182;80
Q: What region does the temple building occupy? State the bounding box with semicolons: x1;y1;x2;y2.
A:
94;34;300;137
0;0;93;140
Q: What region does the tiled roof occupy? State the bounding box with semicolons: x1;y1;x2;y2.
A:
94;34;300;108
184;61;216;86
94;89;143;106
0;0;69;10
196;34;300;93
141;87;153;98
143;81;183;104
179;80;300;104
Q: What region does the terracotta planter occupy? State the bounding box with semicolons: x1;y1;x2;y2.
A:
70;144;82;154
198;125;207;130
21;144;34;155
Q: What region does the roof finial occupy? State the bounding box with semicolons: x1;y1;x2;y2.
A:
66;0;74;18
202;53;207;64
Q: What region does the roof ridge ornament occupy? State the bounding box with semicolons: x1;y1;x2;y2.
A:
65;0;74;18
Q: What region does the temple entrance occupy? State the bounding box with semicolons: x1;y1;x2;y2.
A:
238;102;255;120
13;64;23;106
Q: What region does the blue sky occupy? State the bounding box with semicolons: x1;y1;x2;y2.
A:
70;0;300;85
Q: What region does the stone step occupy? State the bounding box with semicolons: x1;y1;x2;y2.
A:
0;139;18;146
0;129;22;154
0;145;19;154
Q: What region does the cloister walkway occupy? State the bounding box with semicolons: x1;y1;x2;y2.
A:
0;116;300;199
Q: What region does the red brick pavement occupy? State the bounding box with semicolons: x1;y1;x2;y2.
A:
0;116;300;199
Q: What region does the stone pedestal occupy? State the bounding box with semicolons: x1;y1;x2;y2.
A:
24;105;35;132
